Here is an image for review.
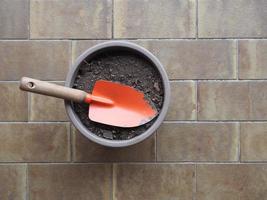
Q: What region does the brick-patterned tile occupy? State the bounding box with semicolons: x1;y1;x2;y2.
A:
30;0;112;39
199;0;267;38
197;164;267;200
135;40;236;79
241;123;267;161
72;128;155;162
199;81;267;120
0;123;70;162
198;82;249;120
0;0;267;198
29;82;68;122
0;41;70;81
29;164;111;200
239;40;267;79
114;0;196;38
73;40;236;80
166;82;196;120
72;40;107;62
157;123;239;161
248;82;267;120
0;164;26;200
114;164;194;200
0;0;29;38
0;83;28;121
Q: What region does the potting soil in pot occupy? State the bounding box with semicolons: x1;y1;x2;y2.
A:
72;50;164;140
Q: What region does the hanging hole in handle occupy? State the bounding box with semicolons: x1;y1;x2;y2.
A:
27;82;35;89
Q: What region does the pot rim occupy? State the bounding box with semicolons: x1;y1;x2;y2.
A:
65;41;170;147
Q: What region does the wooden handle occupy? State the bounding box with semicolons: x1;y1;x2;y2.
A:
19;77;87;103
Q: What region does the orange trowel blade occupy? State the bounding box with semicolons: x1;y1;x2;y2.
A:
88;80;157;127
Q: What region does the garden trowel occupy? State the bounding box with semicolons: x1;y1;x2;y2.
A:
20;77;157;127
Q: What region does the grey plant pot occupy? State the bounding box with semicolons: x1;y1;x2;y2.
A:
65;41;170;147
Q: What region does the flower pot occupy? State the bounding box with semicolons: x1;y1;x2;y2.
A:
65;41;170;147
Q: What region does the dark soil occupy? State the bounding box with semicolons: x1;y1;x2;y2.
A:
72;50;164;140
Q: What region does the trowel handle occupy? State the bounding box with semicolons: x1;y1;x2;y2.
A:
19;77;88;103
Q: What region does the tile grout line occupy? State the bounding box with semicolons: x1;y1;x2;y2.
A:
0;81;66;83
0;122;70;124
170;79;267;82
163;120;267;123
167;120;267;122
2;161;267;165
133;78;267;82
1;38;267;41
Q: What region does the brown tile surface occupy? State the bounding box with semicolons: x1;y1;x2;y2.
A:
114;0;196;38
1;0;267;199
0;165;26;200
29;82;68;121
166;82;196;120
157;123;239;161
114;164;194;200
241;123;267;161
73;128;155;162
0;41;70;80
0;123;70;162
198;81;249;120
72;40;107;62
199;0;267;38
0;0;29;38
239;40;267;79
199;81;267;120
29;164;111;200
30;0;112;39
73;40;236;79
248;82;267;120
0;83;28;121
136;40;236;79
197;164;267;200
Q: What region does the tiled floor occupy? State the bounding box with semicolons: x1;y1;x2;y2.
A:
0;0;267;199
